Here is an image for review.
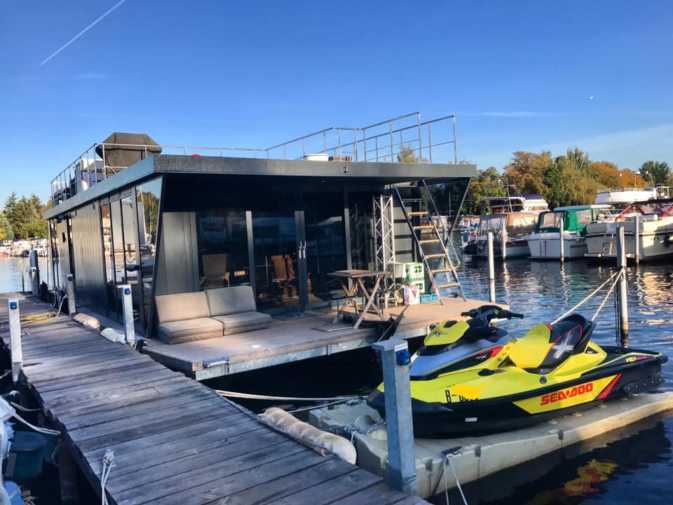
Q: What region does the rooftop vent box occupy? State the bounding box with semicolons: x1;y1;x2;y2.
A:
95;132;162;171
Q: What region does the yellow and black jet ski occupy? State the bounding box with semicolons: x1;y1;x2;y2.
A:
369;311;667;437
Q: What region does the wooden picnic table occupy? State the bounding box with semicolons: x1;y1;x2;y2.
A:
329;269;386;329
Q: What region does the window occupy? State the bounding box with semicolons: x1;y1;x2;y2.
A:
196;209;249;289
121;194;142;325
111;200;125;284
100;202;114;285
540;212;563;229
576;210;592;226
136;178;162;331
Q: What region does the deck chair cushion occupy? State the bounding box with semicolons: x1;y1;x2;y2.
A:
155;291;210;324
206;286;257;316
213;312;272;335
158;318;223;344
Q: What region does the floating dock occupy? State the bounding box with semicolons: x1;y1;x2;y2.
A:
144;299;498;380
310;393;673;499
0;294;427;505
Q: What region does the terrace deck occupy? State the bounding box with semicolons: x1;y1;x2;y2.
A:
144;298;498;380
0;294;427;505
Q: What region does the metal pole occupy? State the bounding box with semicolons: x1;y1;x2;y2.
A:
501;226;507;261
487;231;496;303
66;273;76;316
616;224;629;346
452;115;458;164
120;285;136;346
8;299;22;384
372;338;416;495
559;216;565;263
29;249;40;296
634;215;640;264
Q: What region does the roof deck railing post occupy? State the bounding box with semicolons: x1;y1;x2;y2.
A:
452;115;458;164
427;123;433;163
416;112;422;162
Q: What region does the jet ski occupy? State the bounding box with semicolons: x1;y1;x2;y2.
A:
409;305;523;380
369;312;667;437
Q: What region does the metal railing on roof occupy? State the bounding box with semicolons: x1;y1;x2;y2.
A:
50;113;459;205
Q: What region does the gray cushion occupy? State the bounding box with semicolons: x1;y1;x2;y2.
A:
213;311;272;335
206;286;257;316
158;317;223;344
156;291;210;324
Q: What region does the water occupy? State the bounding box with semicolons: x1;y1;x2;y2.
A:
0;256;51;293
432;257;673;505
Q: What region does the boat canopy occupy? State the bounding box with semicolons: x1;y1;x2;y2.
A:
536;207;602;233
479;212;538;235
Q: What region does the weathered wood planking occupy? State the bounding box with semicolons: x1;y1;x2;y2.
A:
0;295;426;505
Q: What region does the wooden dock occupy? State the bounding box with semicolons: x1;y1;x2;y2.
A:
0;294;427;505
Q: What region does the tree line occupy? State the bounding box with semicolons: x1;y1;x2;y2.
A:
0;193;50;241
464;149;672;214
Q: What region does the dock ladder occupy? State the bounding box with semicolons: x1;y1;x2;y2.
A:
393;180;465;303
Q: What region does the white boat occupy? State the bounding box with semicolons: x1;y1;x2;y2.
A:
585;200;673;261
527;205;611;260
463;196;548;259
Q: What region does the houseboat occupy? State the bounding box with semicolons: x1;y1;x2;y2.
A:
463;195;549;258
585;199;673;261
43;115;488;380
527;205;611;260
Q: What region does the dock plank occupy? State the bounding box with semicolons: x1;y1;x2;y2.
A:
0;295;425;505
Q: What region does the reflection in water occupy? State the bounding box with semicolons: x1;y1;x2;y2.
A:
448;253;673;505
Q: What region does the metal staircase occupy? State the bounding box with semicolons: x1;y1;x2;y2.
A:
393;180;465;302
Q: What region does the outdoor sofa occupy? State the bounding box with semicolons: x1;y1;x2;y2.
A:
155;286;272;344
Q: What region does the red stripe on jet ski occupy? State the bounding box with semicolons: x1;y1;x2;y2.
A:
597;373;622;400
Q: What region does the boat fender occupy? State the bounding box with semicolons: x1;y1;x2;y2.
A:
259;407;357;465
72;313;101;331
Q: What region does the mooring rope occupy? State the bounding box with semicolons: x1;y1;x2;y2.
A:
551;270;622;325
100;450;115;505
591;270;623;322
215;390;361;402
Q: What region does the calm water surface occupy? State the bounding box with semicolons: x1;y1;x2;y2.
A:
437;257;673;505
0;257;51;293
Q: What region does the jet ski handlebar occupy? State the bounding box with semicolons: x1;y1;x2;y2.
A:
461;305;524;322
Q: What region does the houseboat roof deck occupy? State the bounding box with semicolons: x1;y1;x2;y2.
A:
142;298;502;381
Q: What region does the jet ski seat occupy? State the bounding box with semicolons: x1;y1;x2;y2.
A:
508;314;594;372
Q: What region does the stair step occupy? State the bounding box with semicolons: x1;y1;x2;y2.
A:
413;225;434;230
436;282;460;289
408;211;428;216
431;268;454;274
424;253;446;259
418;239;441;244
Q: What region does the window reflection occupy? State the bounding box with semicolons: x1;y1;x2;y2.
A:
121;194;141;326
136;178;162;331
196;209;249;289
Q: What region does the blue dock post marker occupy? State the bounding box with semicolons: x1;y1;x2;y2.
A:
372;338;417;494
119;285;135;346
8;298;22;384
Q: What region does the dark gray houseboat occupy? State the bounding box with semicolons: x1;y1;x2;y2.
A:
44;114;482;379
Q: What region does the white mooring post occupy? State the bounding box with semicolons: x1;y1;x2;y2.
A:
615;224;629;346
372;338;416;495
559;214;566;263
66;274;76;316
634;214;641;265
120;285;136;346
29;250;40;296
8;299;22;384
500;226;507;261
487;231;496;303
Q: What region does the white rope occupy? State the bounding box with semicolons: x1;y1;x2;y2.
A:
12;411;60;436
100;450;114;505
551;270;621;325
447;457;469;505
591;270;623;322
215;390;360;402
9;401;41;413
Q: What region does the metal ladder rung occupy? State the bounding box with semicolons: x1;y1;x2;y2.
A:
413;225;434;230
424;253;445;259
436;282;460;289
431;268;453;274
418;239;441;244
408;211;428;216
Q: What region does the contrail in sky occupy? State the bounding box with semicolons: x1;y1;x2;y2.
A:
40;0;128;66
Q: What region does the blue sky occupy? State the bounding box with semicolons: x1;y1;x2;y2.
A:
2;0;672;204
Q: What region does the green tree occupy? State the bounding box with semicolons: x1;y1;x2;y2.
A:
3;193;48;239
640;161;672;186
504;151;553;196
0;212;13;241
464;167;507;214
397;146;419;163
